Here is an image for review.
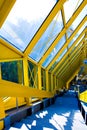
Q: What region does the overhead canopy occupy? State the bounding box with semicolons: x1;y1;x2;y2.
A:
0;0;87;87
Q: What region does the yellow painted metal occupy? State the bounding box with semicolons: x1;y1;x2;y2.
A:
58;50;82;78
66;68;80;89
0;79;53;97
0;39;23;60
59;49;82;76
0;98;5;118
56;39;84;76
0;63;1;79
38;65;42;90
24;0;66;56
34;65;38;88
60;59;80;80
61;61;80;84
0;121;4;130
0;98;5;129
47;17;87;70
58;55;80;79
0;0;16;27
52;36;85;74
17;61;23;84
39;0;87;65
51;74;53;92
23;58;29;86
53;27;87;74
3;97;26;110
60;58;81;82
46;70;49;91
23;58;31;105
79;90;87;103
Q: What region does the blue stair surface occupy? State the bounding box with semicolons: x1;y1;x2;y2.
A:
8;91;87;130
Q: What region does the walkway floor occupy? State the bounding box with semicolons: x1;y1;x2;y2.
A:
9;91;87;130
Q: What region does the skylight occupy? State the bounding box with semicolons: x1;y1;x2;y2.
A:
0;0;57;51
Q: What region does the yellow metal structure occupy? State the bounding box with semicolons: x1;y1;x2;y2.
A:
0;0;16;28
0;0;87;129
79;90;87;103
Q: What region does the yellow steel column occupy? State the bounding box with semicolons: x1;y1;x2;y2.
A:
17;61;23;84
54;75;57;94
51;74;53;92
23;58;29;86
0;98;5;130
38;65;42;90
34;65;38;88
0;63;5;130
46;69;49;92
0;63;1;79
23;57;31;105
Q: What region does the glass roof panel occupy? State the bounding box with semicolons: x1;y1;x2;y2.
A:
0;0;57;51
50;48;67;72
64;0;83;23
68;24;86;48
67;5;87;38
29;10;63;62
42;35;66;67
70;34;85;54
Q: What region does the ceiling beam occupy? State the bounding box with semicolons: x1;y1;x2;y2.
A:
39;0;87;64
24;0;66;56
0;0;16;27
52;28;87;74
0;79;53;97
47;16;87;70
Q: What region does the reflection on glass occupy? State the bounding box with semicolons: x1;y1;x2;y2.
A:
42;35;66;67
68;24;86;48
50;48;67;71
70;34;84;54
67;5;87;38
64;0;83;23
29;11;63;62
0;0;56;51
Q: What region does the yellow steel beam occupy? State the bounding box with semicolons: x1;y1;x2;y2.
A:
0;39;23;60
24;0;66;56
66;68;80;89
0;79;54;97
47;16;87;70
0;58;23;63
0;63;1;79
57;48;82;77
53;35;85;76
39;0;87;64
23;57;29;86
60;60;80;83
38;65;42;90
46;70;49;91
51;74;53;91
52;28;86;74
56;42;84;76
61;61;80;82
58;52;81;79
0;0;16;27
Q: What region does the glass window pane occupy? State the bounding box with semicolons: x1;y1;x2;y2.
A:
0;0;56;51
70;34;85;54
64;0;83;23
68;24;86;48
42;35;66;67
67;5;87;38
50;49;67;71
29;10;63;62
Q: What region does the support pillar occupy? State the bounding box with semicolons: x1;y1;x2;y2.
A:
46;70;49;92
38;65;42;90
23;58;31;106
